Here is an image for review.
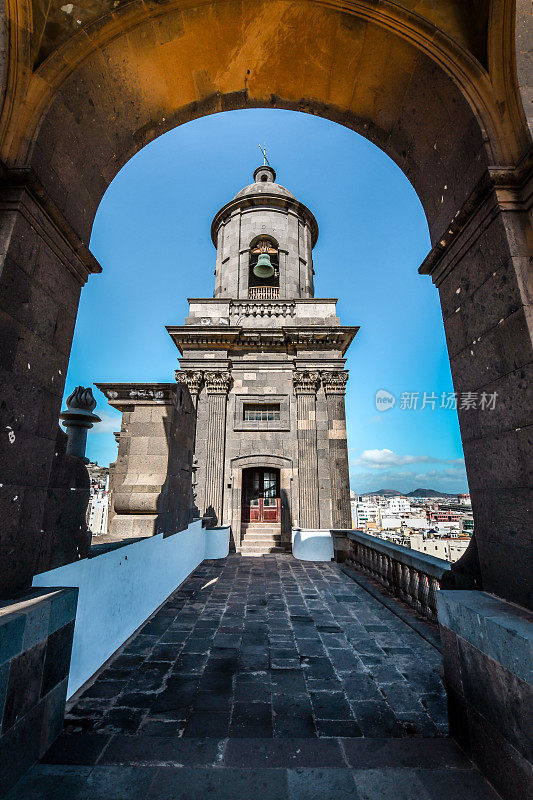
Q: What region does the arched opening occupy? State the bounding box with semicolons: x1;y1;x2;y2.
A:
0;0;530;610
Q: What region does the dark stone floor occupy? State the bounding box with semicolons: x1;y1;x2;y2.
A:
67;555;447;739
6;556;501;799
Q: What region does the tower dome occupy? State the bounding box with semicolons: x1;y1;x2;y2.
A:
210;165;318;300
233;165;296;201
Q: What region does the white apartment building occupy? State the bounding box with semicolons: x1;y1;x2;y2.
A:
410;533;470;563
352;501;381;529
386;497;411;514
88;491;109;537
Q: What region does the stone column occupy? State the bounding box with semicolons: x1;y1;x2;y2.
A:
322;371;351;528
203;371;231;525
176;370;203;515
293;371;321;528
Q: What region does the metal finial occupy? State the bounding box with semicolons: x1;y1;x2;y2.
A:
258;144;270;166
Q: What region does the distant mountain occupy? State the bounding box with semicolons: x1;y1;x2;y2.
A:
406;488;456;498
360;487;457;499
362;489;403;497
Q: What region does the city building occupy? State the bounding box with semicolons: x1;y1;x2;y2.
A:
87;490;109;537
410;533;471;563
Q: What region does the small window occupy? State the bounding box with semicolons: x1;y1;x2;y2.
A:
243;403;281;422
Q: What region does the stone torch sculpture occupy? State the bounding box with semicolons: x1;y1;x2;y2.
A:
59;386;101;462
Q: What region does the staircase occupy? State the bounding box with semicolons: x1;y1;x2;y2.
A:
239;522;288;555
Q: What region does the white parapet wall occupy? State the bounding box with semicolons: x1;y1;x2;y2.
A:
33;521;230;697
292;528;334;561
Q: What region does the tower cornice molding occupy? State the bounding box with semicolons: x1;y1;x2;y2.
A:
211;193;319;249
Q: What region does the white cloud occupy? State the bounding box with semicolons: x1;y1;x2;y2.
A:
89;411;121;435
353;448;440;469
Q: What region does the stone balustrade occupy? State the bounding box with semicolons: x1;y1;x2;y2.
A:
342;529;451;623
230;299;296;318
248;286;280;300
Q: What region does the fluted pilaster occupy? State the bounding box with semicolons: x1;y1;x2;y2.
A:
203;371;231;524
322;371;351;528
293;371;321;528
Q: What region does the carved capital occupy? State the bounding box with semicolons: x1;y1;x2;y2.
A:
204;370;231;394
321;370;349;395
176;369;203;396
293;370;321;394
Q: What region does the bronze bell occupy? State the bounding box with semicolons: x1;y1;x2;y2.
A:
253;253;275;279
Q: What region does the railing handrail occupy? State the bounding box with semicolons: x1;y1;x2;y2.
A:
337;529;451;580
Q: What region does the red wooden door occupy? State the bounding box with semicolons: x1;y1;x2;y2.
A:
242;469;280;523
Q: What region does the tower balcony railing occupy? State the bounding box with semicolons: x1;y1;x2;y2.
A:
341;529;451;623
248;286;280;300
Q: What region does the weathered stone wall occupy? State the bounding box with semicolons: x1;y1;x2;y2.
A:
0;185;98;599
0;587;78;796
438;590;533;800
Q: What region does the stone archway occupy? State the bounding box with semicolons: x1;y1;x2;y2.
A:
0;0;530;607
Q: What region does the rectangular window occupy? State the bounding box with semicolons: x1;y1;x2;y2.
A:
243;403;281;422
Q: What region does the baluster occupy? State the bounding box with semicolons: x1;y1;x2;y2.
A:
419;573;430;619
428;577;439;621
400;564;410;601
409;568;421;612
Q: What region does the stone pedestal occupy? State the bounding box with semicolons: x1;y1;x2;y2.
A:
438;590;533;800
203;371;231;526
0;587;78;796
294;371;321;529
96;383;195;539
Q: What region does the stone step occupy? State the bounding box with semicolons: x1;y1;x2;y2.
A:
241;524;281;532
30;735;496;800
240;547;288;556
242;534;282;543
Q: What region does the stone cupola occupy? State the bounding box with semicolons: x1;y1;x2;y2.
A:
210;166;318;301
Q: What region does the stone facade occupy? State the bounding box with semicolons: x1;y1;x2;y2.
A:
170;166;356;549
96;383;196;539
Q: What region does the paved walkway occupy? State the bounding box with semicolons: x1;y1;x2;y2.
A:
6;556;500;799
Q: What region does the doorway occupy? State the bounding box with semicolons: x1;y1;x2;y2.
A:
242;468;281;523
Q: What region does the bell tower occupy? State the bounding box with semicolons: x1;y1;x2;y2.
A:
210;164;318;300
169;165;358;554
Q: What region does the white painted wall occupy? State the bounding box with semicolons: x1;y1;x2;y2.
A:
292;528;334;561
33;521;230;697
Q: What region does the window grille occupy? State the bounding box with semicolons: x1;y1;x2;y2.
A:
243;403;281;422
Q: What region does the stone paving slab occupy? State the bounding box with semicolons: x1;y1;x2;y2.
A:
6;761;501;800
60;556;447;740
5;557;504;799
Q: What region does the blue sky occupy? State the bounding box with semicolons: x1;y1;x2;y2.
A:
64;109;468;494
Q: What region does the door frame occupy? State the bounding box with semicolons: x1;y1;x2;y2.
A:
241;467;281;524
229;455;294;548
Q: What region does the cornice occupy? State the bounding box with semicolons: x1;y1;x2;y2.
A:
95;382;176;410
0;164;102;283
210;192;319;248
166;325;359;356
